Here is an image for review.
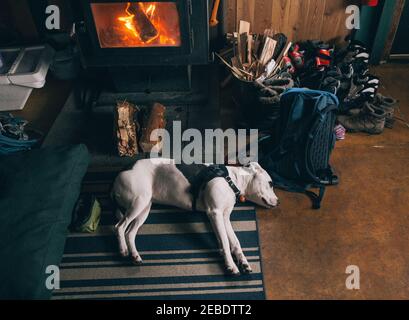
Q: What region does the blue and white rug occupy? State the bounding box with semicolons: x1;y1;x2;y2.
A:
53;194;265;300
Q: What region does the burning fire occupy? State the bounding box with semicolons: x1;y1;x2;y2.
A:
145;4;156;18
117;2;177;46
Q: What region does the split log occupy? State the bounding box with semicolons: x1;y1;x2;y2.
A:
128;3;158;43
217;21;291;81
114;100;139;157
139;103;166;153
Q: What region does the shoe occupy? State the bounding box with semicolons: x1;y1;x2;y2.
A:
341;79;379;113
334;124;346;140
70;195;101;233
373;93;398;129
337;102;386;134
320;67;342;94
347;105;363;116
321;76;341;94
347;93;397;127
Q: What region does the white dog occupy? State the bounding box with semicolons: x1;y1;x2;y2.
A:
112;159;279;275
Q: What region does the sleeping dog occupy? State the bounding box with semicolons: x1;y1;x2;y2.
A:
112;159;279;275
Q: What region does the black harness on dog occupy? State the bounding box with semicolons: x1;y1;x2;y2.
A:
176;164;242;211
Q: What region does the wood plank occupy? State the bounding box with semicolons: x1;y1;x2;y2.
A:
321;0;348;43
225;0;237;33
304;0;326;40
238;20;251;35
226;0;357;44
253;0;273;33
237;0;256;28
270;0;291;35
286;0;302;41
259;37;277;66
237;20;251;64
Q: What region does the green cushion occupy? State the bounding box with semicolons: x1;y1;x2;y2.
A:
0;145;90;299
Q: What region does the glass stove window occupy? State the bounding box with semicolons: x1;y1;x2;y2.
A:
91;2;182;48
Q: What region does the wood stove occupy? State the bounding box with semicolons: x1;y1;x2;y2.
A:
73;0;211;67
69;0;221;159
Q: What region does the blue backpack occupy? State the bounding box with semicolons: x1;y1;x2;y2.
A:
260;88;340;209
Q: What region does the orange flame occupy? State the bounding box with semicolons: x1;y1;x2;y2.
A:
116;2;178;46
145;4;156;18
117;3;140;39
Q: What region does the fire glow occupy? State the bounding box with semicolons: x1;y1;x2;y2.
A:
91;2;182;48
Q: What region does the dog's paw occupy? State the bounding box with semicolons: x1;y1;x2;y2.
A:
239;263;253;274
131;255;143;265
120;249;129;257
226;265;241;276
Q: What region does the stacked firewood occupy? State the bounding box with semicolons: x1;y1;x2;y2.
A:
114;101;166;157
139;102;166;153
216;20;292;82
114;101;140;157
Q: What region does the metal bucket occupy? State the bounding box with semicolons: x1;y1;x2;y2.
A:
232;76;280;130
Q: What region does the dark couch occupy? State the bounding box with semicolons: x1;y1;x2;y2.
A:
0;145;90;299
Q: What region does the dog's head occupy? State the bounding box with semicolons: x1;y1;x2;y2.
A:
243;163;279;209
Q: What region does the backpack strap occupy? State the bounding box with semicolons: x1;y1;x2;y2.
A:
270;171;326;210
305;186;326;210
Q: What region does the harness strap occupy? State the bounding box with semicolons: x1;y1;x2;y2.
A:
190;165;242;212
225;175;242;200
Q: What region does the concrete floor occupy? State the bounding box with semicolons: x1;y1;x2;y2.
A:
257;64;409;299
15;64;409;300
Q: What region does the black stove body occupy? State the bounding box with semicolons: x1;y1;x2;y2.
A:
65;1;223;164
71;0;222;146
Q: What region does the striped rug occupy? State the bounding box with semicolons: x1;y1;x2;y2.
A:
52;173;265;300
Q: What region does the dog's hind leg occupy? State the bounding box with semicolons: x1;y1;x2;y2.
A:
125;201;152;265
207;209;240;276
115;194;151;258
223;210;252;274
115;209;128;257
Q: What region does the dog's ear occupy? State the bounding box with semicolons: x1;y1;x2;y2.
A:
244;162;262;174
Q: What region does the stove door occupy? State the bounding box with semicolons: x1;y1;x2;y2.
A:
90;2;184;49
84;1;191;54
74;0;209;66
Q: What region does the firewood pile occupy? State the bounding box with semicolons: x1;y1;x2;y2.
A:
139;102;166;153
216;20;292;83
114;101;140;157
114;101;166;157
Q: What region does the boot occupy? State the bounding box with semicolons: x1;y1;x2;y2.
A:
337;102;386;135
373;94;398;129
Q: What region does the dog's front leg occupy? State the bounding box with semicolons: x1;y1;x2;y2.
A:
223;210;252;274
207;210;240;276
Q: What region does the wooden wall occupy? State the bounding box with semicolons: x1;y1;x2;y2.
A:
225;0;360;43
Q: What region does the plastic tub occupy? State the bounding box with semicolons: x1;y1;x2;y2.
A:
0;45;54;111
